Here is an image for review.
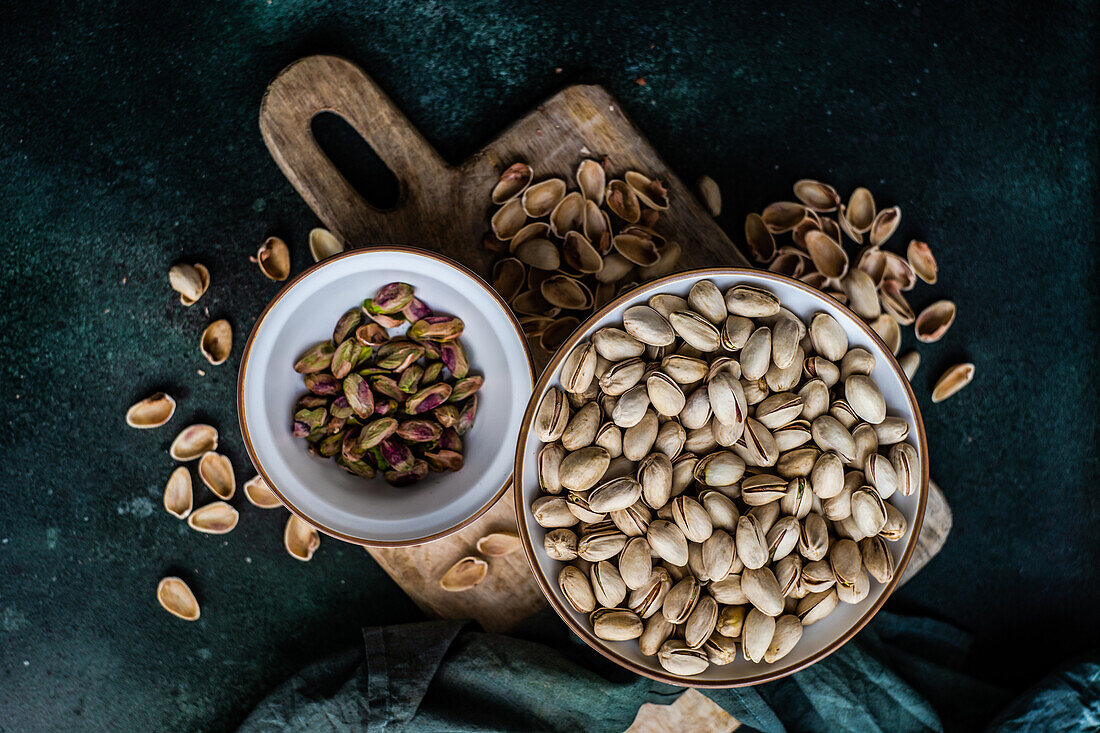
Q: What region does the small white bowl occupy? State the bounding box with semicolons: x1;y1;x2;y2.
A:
239;247;533;546
514;268;928;687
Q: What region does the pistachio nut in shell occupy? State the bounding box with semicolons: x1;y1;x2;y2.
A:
592;327;645;361
169;263;210;306
591;608;643;642
647;520;689;566
559;565;596;613
157;577;200;621
622;305;675;347
742;608;777;663
560;342;597;395
187;501;239;534
639;616;676;657
889;442;920;497
439;556;488;592
798;588;839;625
126;392;176;429
164;467;193;519
590;561;628;607
200;319;232;365
658;640;710;675
736;514;768;570
544;528;578;561
243;474;281;508
861;535;896;583
764;615;804;663
169;424;218;462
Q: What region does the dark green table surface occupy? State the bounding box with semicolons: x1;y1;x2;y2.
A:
1;1;1097;730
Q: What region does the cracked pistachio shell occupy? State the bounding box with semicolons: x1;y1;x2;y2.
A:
798;588;839;625
562;402;601;451
907;240;938;284
647;520;689;567
544;528;578;561
662;576;701;624
588;477;642;514
620;537;655;590
126;392;176;429
535;388;570;442
687;280;727;325
491;198;526;241
605;179;642;223
744;213;777;262
622;305;675;347
599;357;646;396
522;178;567;218
889;442;920;497
695;175;722;217
200;319;232;365
157;577;200;621
861;535;896;583
590;561;628;608
560;342;597;394
169;424;219;462
187;501;239;534
870;206;901;247
624;171;670;211
591;608;643;642
693;451;746;488
491;162;532;204
761;201;806;234
592;327;645;361
640;616;676;657
847;188;876;232
198;451;235;500
865;453;899;499
840;268;881;320
169;263;210;306
684;595;719;649
658;640;710;675
851;487;888;537
309;227;344;261
915;300;956;343
638;453;674;509
164;467;193;519
764;615;804;663
742;608;777;663
793;179;840;212
284;513;321;561
646;372;686;417
736;514;768;570
559;446;611;493
725;285;781;318
559;565;596;613
550;191;585;238
439;556;488;592
806;230;849;279
243;474;281;508
809;313;847;362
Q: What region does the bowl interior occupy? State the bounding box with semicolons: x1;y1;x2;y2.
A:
241;248;532;545
515;269;927;685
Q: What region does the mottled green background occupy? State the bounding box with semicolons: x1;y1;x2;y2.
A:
1;1;1097;730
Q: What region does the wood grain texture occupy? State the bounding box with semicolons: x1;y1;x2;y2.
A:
260;54;951;633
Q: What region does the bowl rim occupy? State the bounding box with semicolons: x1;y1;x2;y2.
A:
512;266;929;687
238;245;535;548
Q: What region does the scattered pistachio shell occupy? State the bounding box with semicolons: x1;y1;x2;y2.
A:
169;424;219;461
309;228;344;261
613;234;660;266
197;451;235;500
542;275;593;310
898;350;921;380
761;202;805;234
584;200;613;254
126;392;176;429
907;240;938;284
695;175;721;217
169;263;210;306
243;475;282;508
932;363;975;403
491;162;533;204
540;317;580;352
837;204;863;244
805;230;849;279
257;237;291;281
550;192;586;238
285;513;320;561
881;252;918;291
157;577;200;621
879;281;916;325
793;180;840;212
187;501;239;534
914;300;956;343
515;238;561;270
562;231;603;274
605;180;641;223
869;206;901;247
576;159;607;205
870;313;902;355
475;531;522;557
492;198;527;241
439;556;489;591
624;171;669;210
164;467;193;519
846;188;876;233
200;319;232;365
492;257;526;302
522;178;567;218
745;213;776;263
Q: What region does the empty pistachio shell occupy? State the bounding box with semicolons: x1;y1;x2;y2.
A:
164;467;193;519
491;198;527;240
309;227;344;261
932;363;975;403
847;188;876;233
197;451;235;500
126;392;176;429
491;162;533;204
605;179;642;223
805;230;848;279
522;178;567;218
187;501;239;534
561;231;603;274
613;233;660;266
575;159;606;205
256;236;291;281
870;313;902;355
915;300;956;344
169;263;210;306
695;175;721;216
658;640;710;675
439;556;488;591
157;577;200;621
907;240;938;284
869;206;901;247
542;275;592;310
624;171;669;211
897;350;920;381
793;179;840;212
283;513;321;561
243;475;281;508
761;202;805;234
169;424;219;461
200;319;232;365
540;317;580;353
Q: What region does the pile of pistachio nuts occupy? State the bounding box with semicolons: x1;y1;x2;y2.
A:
291;282;481;486
485;160;681;358
530;280;916;676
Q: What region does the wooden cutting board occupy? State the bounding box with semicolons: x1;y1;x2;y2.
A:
259;55;952;632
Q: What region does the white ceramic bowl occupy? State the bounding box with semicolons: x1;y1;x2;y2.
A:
514;268;928;686
239;247;533;546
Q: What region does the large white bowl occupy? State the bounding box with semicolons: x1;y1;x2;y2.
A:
239;247;533;546
514;268;928;687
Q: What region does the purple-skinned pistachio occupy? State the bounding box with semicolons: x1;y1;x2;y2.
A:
333;308;363;343
422;361;444;385
356;417;397;450
433;404;459;428
329;396;354;419
294;407;328;430
380;438;416;471
374;398;399;416
439;427;462;452
450;375;484;402
423;449;464;472
294;340;335;374
396;419;443;442
456;395;478;435
318;431;345;457
325;415;347;435
304;372;341;396
367;283;415;314
355;322;389;347
364;306;405;329
292;420;311;438
402;296;432;322
331;338;360;379
415;339;442;360
336;454;376;478
295;393;329;410
370;375;404;400
440;342;469;378
342;428;367;461
398;364;424;393
409;316;465;342
384;459;429;487
376;342;424;372
406;383;453;414
342;373;375;418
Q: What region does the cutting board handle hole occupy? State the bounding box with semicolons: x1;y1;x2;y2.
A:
311;111;401;212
